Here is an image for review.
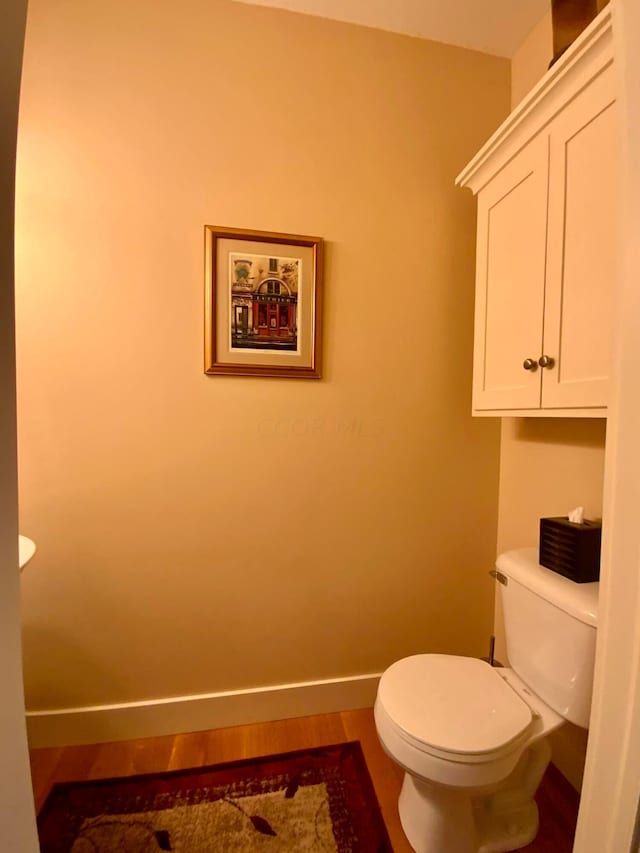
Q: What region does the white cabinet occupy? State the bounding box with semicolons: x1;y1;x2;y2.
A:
473;135;549;412
457;8;616;417
542;66;617;410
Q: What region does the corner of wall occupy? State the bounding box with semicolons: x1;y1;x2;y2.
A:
511;10;553;108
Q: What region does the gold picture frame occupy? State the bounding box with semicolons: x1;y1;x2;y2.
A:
204;226;324;379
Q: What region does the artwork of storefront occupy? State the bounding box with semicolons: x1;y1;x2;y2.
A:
232;275;298;352
205;229;321;378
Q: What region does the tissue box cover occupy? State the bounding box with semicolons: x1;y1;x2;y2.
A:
539;517;602;583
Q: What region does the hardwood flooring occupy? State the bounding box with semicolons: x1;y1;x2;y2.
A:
29;709;578;851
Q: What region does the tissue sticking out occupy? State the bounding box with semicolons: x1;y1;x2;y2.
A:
568;506;585;524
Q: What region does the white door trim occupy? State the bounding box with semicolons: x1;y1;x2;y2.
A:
0;1;39;850
574;1;640;850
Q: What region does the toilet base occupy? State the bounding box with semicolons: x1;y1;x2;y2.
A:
397;739;552;853
399;773;478;853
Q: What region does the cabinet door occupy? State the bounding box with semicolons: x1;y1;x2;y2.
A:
472;135;549;411
541;64;617;410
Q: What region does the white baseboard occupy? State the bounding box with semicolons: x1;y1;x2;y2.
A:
26;673;382;748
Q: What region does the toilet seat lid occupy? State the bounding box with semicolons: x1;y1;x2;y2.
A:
377;655;532;757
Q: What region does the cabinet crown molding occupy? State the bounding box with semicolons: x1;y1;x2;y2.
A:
456;5;613;195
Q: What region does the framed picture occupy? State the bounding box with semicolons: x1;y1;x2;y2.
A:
204;226;324;379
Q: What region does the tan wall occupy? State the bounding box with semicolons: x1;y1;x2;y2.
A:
16;0;508;715
501;16;608;791
511;10;552;108
497;419;607;555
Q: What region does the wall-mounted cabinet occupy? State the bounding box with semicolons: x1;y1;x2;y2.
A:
457;8;616;417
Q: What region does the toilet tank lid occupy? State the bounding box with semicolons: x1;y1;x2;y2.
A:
496;548;598;627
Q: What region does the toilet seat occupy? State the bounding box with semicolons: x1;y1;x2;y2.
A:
376;655;533;764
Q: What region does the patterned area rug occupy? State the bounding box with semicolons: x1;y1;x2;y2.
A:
37;741;392;852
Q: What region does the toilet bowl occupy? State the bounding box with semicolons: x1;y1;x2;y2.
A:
375;654;563;853
374;548;599;853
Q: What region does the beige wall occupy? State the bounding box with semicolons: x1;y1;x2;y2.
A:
497;419;607;556
16;0;508;717
500;15;608;791
511;10;553;108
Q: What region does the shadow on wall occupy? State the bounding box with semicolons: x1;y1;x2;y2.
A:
22;622;127;736
511;418;607;449
549;723;590;791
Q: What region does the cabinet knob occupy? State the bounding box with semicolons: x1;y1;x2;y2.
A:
523;358;538;371
538;355;555;369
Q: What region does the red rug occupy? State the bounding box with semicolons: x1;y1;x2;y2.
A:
37;741;392;852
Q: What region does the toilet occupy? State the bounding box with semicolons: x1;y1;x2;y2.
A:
374;547;598;853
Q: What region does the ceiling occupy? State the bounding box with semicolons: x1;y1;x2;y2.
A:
232;0;549;57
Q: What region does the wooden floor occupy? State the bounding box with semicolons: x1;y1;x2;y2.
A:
30;709;579;851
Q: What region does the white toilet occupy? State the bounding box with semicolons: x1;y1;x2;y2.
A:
374;547;598;853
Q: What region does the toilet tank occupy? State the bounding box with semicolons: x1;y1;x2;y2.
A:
496;547;598;728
